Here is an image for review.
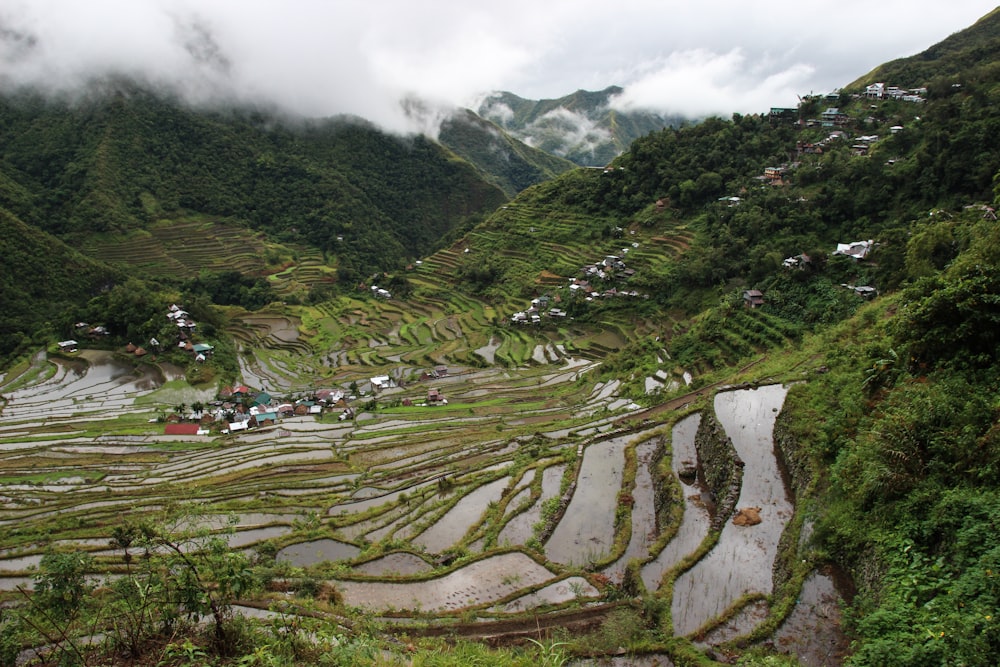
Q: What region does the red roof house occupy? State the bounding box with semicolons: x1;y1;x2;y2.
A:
164;423;200;436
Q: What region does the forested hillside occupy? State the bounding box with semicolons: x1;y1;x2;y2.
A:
0;80;509;276
437;108;576;197
0;209;120;359
0;81;526;361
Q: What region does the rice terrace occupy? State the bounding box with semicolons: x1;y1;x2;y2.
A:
0;220;849;665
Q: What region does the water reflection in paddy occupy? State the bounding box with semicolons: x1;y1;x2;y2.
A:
276;539;361;567
641;413;710;590
545;436;627;566
672;385;791;637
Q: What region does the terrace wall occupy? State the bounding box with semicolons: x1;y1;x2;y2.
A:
693;410;743;531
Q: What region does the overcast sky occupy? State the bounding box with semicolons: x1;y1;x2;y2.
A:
1;1;996;131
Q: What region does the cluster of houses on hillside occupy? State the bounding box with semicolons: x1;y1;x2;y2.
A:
864;82;927;104
744;239;879;308
164;364;454;436
752;124;905;190
165;304;216;363
511;295;566;324
770;81;924;137
509;248;650;324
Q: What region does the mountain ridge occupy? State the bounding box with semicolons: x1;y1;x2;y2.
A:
478;85;685;166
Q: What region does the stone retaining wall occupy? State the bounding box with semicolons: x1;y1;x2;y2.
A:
693;410;743;532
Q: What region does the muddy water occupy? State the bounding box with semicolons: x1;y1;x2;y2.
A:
545;436;627;566
335;552;555;612
412;477;509;553
499;576;599;612
227;526;293;548
2;351;162;418
672;384;791;637
497;464;565;546
0;576;32;592
276;538;361;566
473;337;500;364
0;553;43;573
604;439;660;582
354;552;432;576
329;479;435;516
772;566;851;666
641;413;711;591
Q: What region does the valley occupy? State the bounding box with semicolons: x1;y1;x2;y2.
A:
3;7;1000;664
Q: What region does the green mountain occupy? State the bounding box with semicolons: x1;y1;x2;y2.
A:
477;86;684;166
437;107;576;197
0;81;508;280
4;8;1000;664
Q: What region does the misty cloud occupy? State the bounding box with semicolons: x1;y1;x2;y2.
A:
174;18;231;76
521;107;613;161
0;19;38;64
479;97;516;128
609;49;815;117
0;0;996;134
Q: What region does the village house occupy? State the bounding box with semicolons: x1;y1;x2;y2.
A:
834;240;874;260
763;166;787;184
369;375;396;392
743;289;765;308
769;107;798;124
865;82;886;99
821;108;848;127
250;411;278;427
163;423;206;436
783;253;813;270
225;420;248;434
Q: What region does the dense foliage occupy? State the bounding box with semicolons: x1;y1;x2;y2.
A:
0;81;508;277
0;209;120;360
437;108;575;197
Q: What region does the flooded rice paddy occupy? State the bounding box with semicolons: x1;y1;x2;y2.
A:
545;436;628;566
672;385;792;636
0;347;845;662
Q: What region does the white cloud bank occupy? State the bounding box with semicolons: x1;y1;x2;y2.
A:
0;0;996;131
